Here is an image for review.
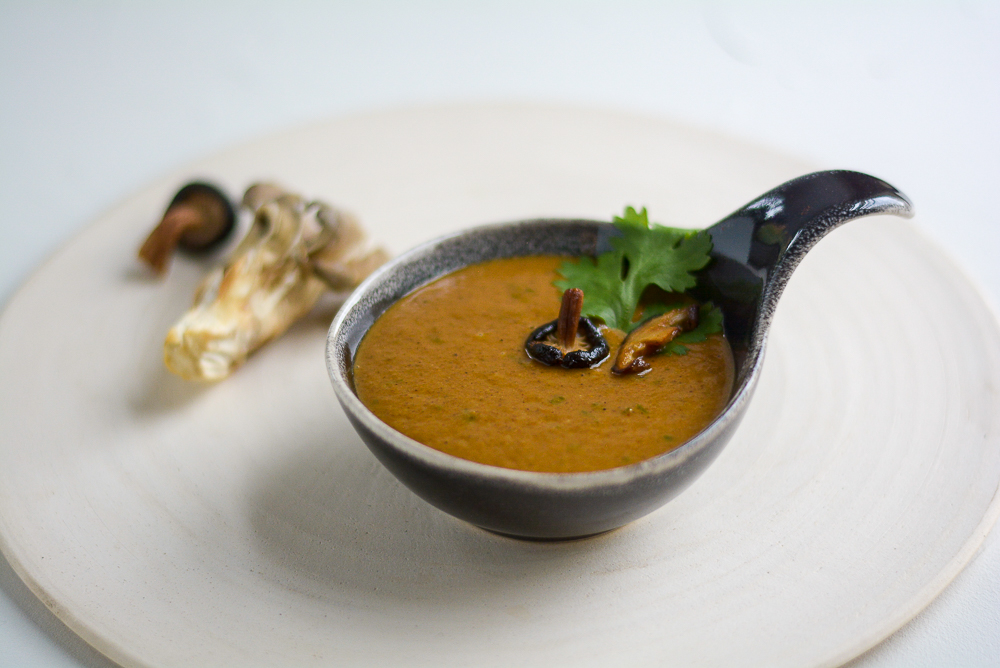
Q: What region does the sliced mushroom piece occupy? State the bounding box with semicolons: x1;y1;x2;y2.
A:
612;304;699;375
138;182;236;274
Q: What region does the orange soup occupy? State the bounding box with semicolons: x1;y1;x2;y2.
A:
352;256;734;473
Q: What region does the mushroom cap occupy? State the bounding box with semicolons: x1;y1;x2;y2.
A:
169;182;236;250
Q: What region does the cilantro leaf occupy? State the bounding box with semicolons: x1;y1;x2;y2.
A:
555;206;713;331
554;252;629;331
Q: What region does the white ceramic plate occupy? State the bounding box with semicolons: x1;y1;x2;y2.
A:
1;105;998;668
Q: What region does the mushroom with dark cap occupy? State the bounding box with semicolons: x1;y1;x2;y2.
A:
138;182;236;274
525;288;610;369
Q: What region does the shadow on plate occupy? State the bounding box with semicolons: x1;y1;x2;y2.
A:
246;419;632;607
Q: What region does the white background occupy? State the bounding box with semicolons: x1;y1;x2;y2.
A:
1;2;998;666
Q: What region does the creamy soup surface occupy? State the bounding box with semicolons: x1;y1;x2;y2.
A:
352;256;734;473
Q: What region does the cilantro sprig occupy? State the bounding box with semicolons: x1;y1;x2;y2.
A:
555;206;723;355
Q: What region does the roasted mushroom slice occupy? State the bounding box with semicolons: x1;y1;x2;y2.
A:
612;305;699;375
138;182;236;274
163;188;388;381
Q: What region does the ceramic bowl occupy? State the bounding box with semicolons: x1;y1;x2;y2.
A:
326;171;912;540
327;220;758;539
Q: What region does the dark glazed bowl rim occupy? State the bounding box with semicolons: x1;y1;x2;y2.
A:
326;219;762;492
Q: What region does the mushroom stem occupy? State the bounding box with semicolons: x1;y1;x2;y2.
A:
138;206;203;274
556;288;584;350
138;182;235;275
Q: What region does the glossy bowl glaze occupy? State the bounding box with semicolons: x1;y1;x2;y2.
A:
326;171;912;540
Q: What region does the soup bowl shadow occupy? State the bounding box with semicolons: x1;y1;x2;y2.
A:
326;171;912;540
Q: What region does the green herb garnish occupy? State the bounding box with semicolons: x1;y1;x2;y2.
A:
555;206;723;355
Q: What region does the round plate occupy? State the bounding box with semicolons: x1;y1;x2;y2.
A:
1;105;998;668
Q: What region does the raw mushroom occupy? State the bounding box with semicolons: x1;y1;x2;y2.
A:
138;182;235;274
241;182;391;292
163;186;388;381
309;203;391;291
241;182;288;212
